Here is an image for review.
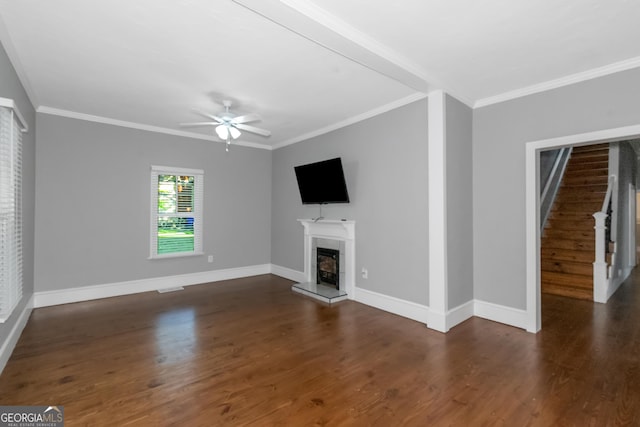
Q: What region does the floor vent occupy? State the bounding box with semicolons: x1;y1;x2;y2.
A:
157;286;185;293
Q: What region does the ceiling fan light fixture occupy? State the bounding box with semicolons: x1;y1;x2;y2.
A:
182;100;267;152
215;124;229;140
229;126;241;140
215;124;241;140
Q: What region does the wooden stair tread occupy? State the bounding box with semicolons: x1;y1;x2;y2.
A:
565;162;609;171
541;271;592;288
568;155;608;164
562;176;610;186
541;283;593;300
554;191;605;202
541;248;594;263
544;221;594;231
553;200;603;208
542;229;594;240
541;238;595;251
557;184;609;193
564;168;609;177
547;211;595;220
541;259;592;275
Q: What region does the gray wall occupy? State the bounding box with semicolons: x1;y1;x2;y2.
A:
445;95;473;309
271;99;429;304
34;115;272;292
473;68;640;309
0;42;36;344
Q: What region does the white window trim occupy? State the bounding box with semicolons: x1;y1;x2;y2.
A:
0;98;27;323
0;98;28;132
149;165;204;260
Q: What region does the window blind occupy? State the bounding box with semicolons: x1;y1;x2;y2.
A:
150;165;204;259
0;105;24;322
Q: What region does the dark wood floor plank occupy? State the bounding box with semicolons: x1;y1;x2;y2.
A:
2;272;640;425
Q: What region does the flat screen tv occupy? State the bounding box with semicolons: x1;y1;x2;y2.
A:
294;157;350;204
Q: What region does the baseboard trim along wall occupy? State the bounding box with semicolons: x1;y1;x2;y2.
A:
270;264;306;284
270;265;529;331
473;299;528;330
1;271;530;376
355;287;430;324
447;300;475;331
31;264;529;330
0;295;34;375
359;292;528;332
270;265;525;332
33;264;272;308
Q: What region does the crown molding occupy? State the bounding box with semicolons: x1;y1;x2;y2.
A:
272;92;427;149
36;106;273;150
474;56;640;108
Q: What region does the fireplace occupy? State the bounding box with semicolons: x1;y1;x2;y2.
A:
317;247;339;289
291;219;355;304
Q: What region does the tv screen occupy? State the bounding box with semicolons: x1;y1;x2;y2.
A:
294;157;350;204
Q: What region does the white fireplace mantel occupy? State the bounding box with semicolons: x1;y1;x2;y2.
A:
294;219;356;302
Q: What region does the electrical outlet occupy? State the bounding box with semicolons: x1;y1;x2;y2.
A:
361;267;368;279
208;255;213;263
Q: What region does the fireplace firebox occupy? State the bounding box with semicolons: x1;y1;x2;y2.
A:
316;247;339;289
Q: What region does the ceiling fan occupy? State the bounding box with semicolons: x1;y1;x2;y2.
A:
180;100;271;151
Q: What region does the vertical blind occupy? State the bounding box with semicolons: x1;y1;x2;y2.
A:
0;104;24;322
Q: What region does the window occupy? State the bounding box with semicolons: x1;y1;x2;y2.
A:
150;166;203;259
0;100;27;322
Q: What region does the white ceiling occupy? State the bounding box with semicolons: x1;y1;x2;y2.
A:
1;0;639;149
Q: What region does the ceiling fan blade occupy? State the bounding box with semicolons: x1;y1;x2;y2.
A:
231;113;261;124
192;109;224;123
235;123;271;137
179;121;217;127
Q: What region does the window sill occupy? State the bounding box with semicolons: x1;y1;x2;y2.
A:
148;251;204;260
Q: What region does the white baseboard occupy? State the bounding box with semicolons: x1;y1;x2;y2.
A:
32;263;529;333
0;295;34;375
355;288;477;332
426;309;447;332
274;275;521;332
447;300;475;330
34;264;271;308
426;300;475;333
270;264;305;283
474;299;528;330
355;287;429;324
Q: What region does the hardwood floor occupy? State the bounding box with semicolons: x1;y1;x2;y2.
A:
2;273;640;426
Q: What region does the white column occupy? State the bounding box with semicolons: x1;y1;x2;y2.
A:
427;90;448;332
525;144;541;332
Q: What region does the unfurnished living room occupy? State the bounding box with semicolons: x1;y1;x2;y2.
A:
1;1;640;425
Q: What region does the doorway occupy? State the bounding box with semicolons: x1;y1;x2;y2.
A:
525;124;640;332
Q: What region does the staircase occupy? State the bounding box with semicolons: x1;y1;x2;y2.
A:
541;144;610;300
